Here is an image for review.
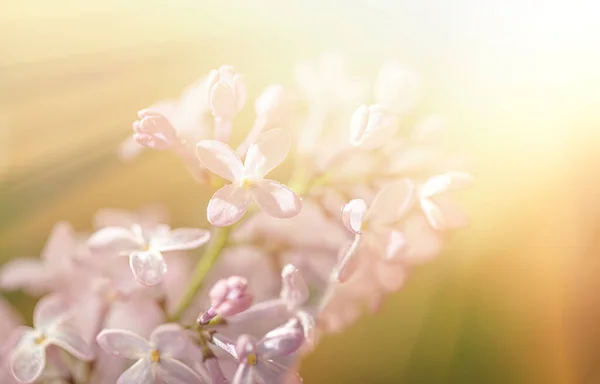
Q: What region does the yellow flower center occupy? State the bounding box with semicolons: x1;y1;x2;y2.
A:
240;178;255;190
247;352;257;365
151;349;160;363
34;334;46;345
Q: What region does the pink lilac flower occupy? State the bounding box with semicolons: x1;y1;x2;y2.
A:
10;295;93;383
196;129;302;227
349;104;400;150
0;222;80;297
230;320;304;384
88;224;210;286
206;65;246;142
338;179;415;281
96;324;203;384
0;299;22;384
93;206;170;231
132;109;179;150
418;171;474;230
199;276;253;324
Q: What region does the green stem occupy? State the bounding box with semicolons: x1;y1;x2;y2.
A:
169;226;232;322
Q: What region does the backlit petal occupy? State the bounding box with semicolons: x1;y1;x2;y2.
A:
151;228;210;252
196;140;244;182
96;329;151;359
244;129;290;178
341;199;367;234
129;250;167;286
207;184;251;227
10;341;46;384
116;358;154;384
367;179;414;224
158;357;203;384
251;179;301;219
88;227;143;256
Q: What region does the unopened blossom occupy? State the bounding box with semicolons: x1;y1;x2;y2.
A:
96;324;203;384
199;276;253;324
419;171;474;230
196;128;302;226
231;320;304;384
338;179;415;282
206;65;246;122
374;61;422;115
88;224;210;286
10;295;93;383
349;104;400;150
132;109;179;150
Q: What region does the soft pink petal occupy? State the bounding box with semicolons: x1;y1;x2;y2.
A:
41;222;75;264
48;326;94;360
105;299;165;338
375;261;406;293
280;264;309;309
88;227;143;256
250;179;302;219
255;360;303;384
350;104;399;150
210;81;238;119
233;74;247;113
429;195;470;230
231;363;253;384
244;129;290;178
207;184;251;227
367;179;415;224
116;358;154;384
341;199;367;234
150;324;188;359
258;319;304;359
150;228;210;252
380;228;407;260
404;216;444;264
296;310;316;347
158;357;203;384
420;171;474;198
420;198;446;230
96;329;150;359
10;341;45;384
0;259;48;294
334;235;362;283
196;140;243;182
204;357;228;384
33;295;69;329
129;250;167;286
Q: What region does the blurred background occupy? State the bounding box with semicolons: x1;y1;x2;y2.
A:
1;0;600;382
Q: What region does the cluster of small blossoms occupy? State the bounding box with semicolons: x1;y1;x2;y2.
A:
0;54;473;383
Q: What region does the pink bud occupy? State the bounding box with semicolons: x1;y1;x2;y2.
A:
349;104;399;150
199;276;253;323
132;110;178;150
206;66;246;120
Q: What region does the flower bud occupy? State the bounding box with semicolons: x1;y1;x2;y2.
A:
260;318;305;357
206;65;246;120
349;104;399;150
132;110;178;150
280;264;309;310
199;276;252;324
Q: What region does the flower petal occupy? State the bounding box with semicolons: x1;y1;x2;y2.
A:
255;360;303;384
41;222;76;264
96;329;151;359
150;324;188;359
0;258;48;294
250;179;302;219
150;228;210;252
196;140;243;182
158;357;203;384
116;358;154;384
258;319;304;359
379;228;407;261
231;363;253;384
210;81;238;119
207;184;251;227
280;264;309;309
296;311;316;347
10;342;46;383
420;171;474;198
367;179;415;224
341;199;367;234
334;235;362;283
404;216;444;264
244;128;290;178
88;227;143;255
375;261;406;292
33;295;70;329
48;326;94;361
129;250;167;286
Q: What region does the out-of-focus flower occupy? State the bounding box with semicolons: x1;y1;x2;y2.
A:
10;296;93;383
206;66;247;122
88;224;210;286
0;222;80;297
132;110;179;150
349;104;400;150
338;179;415;281
254;84;288;123
199;276;253;324
230;320;304;384
93;205;170;231
96;324;202;384
196;129;302;226
418;171;474;230
374;61;422;115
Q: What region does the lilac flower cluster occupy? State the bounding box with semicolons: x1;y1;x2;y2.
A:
0;54;473;383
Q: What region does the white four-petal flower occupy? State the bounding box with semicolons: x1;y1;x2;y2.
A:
88;224;210;286
96;324;204;384
196;129;302;227
10;295;93;383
